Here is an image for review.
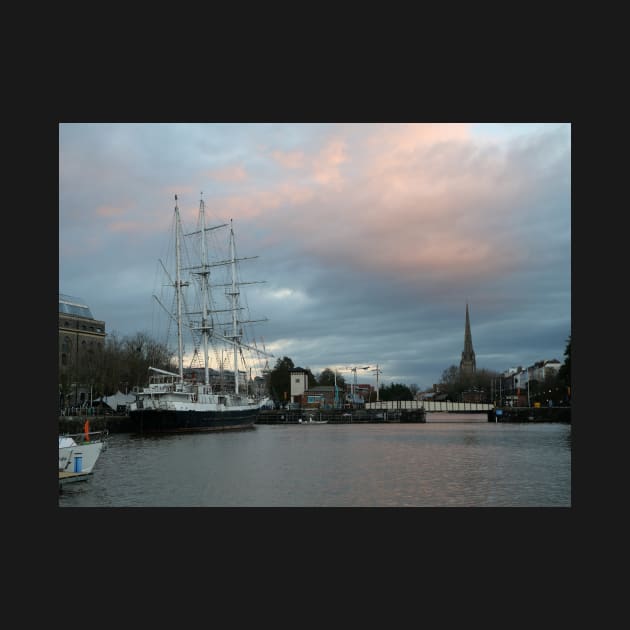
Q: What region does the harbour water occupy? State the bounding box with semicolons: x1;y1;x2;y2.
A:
58;418;571;507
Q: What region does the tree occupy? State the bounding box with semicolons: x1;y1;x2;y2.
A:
302;367;318;390
268;356;295;403
528;372;561;406
472;368;499;402
100;331;174;395
379;382;414;401
438;364;498;402
557;335;571;400
439;365;460;400
317;368;346;389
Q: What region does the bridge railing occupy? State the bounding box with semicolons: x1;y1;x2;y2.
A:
365;400;493;412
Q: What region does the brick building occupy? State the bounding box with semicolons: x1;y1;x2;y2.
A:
59;293;106;406
300;385;337;408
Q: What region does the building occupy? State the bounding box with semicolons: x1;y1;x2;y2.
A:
496;359;563;406
300;385;337;408
459;303;476;376
290;368;309;404
530;359;561;382
59;293;106;406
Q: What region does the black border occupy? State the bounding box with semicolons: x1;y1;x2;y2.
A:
47;73;583;596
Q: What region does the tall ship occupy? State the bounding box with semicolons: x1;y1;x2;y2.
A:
129;194;273;433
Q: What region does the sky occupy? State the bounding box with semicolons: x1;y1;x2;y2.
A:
59;122;571;391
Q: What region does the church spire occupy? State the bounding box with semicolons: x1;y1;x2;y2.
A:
460;302;476;375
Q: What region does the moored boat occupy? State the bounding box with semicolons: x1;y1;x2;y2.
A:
128;194;273;434
59;423;108;488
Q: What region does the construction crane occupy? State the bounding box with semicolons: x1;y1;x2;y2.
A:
337;364;384;402
369;364;383;401
338;365;371;402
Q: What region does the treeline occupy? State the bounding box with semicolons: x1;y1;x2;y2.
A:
59;331;175;403
62;331;571;407
267;356;419;403
435;365;500;400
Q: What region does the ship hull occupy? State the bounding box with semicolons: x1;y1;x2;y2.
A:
129;407;258;434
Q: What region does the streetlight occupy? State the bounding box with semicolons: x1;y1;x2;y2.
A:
370;364;383;402
527;377;531;407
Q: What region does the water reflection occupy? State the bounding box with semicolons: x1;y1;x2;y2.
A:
59;422;571;507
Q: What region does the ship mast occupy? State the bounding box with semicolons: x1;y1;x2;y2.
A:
174;195;184;383
186;206;274;395
185;195;228;387
198;194;210;387
229;219;240;394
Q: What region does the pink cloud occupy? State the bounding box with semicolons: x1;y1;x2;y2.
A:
96;205;125;218
212;182;315;221
365;123;470;154
207;165;247;182
251;123;531;281
101;198;177;236
312;138;348;187
271;150;306;169
219;190;284;219
107;221;148;234
277;182;316;206
364;125;477;190
138;124;539;286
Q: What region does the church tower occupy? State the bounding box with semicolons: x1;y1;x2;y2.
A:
460;303;476;376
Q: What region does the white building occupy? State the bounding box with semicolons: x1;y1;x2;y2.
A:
290;369;309;403
530;359;561;382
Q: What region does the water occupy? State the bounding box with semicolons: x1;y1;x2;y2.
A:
58;421;571;507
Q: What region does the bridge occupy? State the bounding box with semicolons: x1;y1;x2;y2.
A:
365;400;493;412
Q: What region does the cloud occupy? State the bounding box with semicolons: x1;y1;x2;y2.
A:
271;150;306;169
311;137;348;187
59;123;570;387
207;165;248;182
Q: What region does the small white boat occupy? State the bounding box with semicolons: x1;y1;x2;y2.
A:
59;425;108;488
299;416;328;424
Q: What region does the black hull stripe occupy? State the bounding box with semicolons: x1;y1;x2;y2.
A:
129;409;258;434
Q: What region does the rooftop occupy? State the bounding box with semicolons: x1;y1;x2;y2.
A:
59;293;95;319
